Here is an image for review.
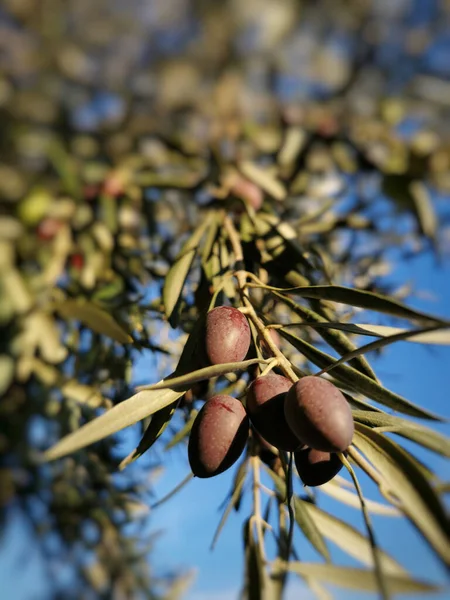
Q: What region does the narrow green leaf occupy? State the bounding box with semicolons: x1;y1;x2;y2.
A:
354;323;450;345
249;283;447;325
55;299;132;343
272;291;378;380
317;324;448;378
165;409;198;450
353;424;450;566
410;181;437;241
275;561;441;594
353;410;450;457
211;460;248;549
319;480;400;516
238;161;286;201
163;214;212;323
301;501;404;574
279;328;442;420
263;465;330;561
43;386;185;462
119;399;180;470
136;358;269;392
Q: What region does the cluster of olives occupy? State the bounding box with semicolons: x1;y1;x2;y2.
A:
188;306;354;486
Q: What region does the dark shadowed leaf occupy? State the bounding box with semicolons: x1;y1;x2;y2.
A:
119;399;181;470
249;283;447;324
272;290;378;380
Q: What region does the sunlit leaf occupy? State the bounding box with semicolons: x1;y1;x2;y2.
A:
301;501;404;574
353;410;450;457
44;386;186;462
353;424;450;566
275;561;441;594
354;323;450;345
163;214;212;324
54;299;132;343
137;358;269;391
238;161;286;201
319;480;401;516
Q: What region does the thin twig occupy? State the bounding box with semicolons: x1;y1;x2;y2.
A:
251;455;266;561
150;472;194;510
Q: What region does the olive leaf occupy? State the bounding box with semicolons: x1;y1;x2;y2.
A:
163;214;212;324
54;299;133;343
353;424;450;567
119;399;181;470
238;161;286;201
354;323;450;345
274;561;441;594
279;328;442;420
318;479;400;516
136;358;270;392
43;387;186;462
262;465;330;561
271;290;378;380
301;501;404;574
410;181;438;241
211;460;248;550
165;409;198;450
249;283;448;325
353;410;450;457
316;323;449;378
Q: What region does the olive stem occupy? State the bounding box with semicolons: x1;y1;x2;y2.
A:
250;455;266;561
259;358;279;377
339;452;391;600
150;472;194;510
223;216;298;383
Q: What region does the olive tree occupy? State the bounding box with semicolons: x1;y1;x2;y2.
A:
1;0;450;598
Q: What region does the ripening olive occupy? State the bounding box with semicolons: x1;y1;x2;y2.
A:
284;376;354;452
295;447;343;487
188;395;249;478
247;374;302;452
203;306;251;365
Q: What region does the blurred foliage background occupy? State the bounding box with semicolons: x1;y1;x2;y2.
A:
1;0;450;598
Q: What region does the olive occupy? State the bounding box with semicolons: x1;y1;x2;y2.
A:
295;447;343;487
246;373;302;452
284;376;354;452
188;395;249;478
203;306;251;365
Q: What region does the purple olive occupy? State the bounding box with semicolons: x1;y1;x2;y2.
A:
284;376;354;452
188;395;249;478
295;447;343;487
203;306;251;365
247;374;302;452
